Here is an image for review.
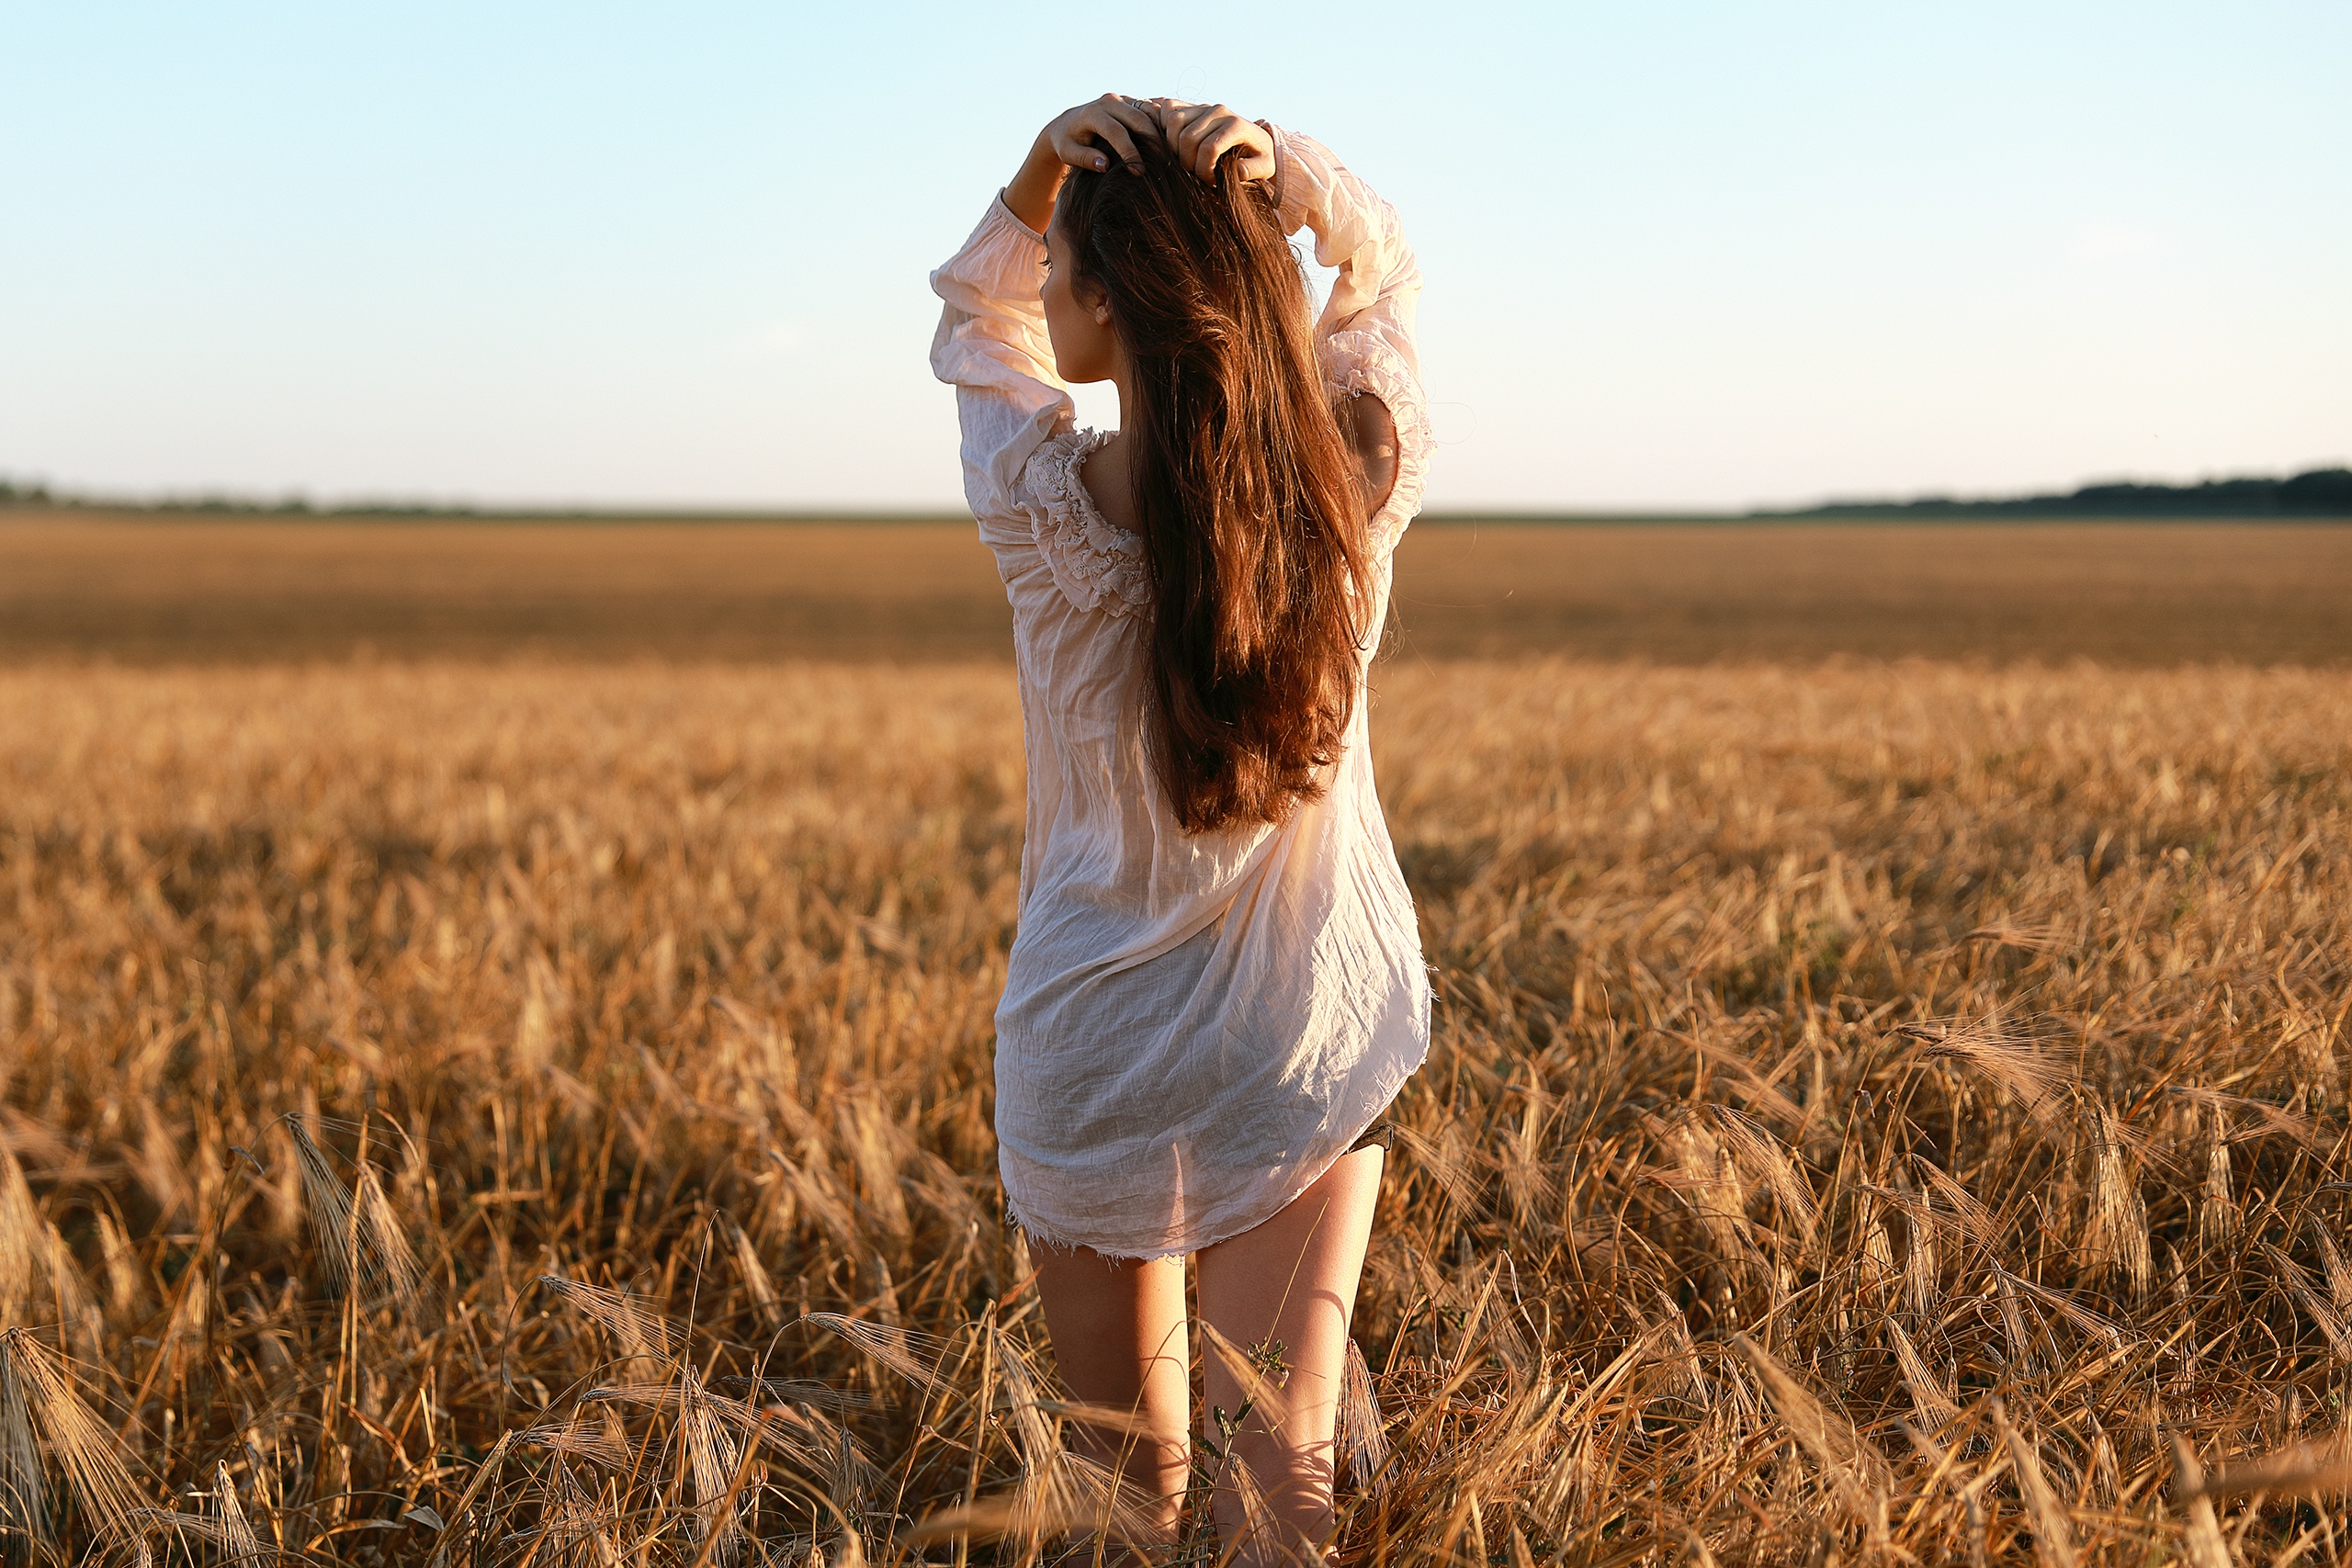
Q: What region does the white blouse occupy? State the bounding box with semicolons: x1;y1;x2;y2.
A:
929;127;1432;1260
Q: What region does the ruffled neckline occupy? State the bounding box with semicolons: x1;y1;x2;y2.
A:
1022;429;1154;619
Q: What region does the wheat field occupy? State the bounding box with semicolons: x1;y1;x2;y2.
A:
7;513;2352;664
3;652;2349;1564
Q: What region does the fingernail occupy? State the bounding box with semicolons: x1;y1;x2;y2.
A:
1094;156;1107;170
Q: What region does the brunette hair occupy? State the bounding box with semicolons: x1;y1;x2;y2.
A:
1056;137;1374;835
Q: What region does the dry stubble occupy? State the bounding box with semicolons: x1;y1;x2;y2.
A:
0;657;2347;1563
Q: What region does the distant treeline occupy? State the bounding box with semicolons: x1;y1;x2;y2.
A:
0;479;944;523
1768;467;2352;519
5;467;2348;520
0;479;481;515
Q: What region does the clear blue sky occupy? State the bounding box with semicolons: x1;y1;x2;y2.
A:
4;1;2345;512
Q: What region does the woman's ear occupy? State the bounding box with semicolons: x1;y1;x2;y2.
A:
1072;273;1114;328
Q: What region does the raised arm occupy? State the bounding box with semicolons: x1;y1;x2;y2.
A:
1265;125;1430;550
1148;102;1430;542
1265;127;1422;362
929;96;1162;532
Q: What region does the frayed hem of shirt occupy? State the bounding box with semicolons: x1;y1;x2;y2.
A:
1005;1201;1191;1265
1001;1064;1424;1265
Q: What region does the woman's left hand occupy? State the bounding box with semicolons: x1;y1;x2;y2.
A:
1148;99;1277;186
1004;94;1169;233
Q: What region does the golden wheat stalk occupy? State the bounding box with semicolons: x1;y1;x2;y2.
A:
0;1329;147;1545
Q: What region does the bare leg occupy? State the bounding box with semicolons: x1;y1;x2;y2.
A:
1194;1147;1384;1566
1033;1244;1191;1552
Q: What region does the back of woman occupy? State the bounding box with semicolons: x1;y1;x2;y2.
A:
929;94;1431;1565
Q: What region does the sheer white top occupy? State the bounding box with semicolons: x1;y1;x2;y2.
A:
928;127;1431;1259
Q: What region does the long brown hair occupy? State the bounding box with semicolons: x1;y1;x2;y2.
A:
1057;139;1374;835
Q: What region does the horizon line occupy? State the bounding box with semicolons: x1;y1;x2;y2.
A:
5;465;2346;525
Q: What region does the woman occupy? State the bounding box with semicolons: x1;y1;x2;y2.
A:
929;94;1431;1563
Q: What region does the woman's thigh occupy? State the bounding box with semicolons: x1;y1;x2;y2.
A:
1193;1147;1384;1478
1032;1244;1192;1502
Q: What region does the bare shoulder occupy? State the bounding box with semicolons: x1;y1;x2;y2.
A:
1075;431;1145;535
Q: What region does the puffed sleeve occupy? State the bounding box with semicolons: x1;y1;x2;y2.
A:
928;195;1075;541
1266;127;1432;555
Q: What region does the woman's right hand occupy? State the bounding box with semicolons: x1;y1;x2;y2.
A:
1147;99;1276;186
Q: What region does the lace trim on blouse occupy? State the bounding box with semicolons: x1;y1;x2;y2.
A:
1021;385;1420;625
1018;336;1429;620
1020;429;1154;619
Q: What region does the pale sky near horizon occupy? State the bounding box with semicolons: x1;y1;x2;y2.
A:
4;2;2346;513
